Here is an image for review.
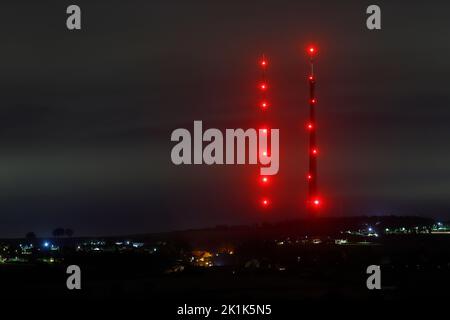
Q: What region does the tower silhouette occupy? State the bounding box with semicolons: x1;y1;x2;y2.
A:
306;46;321;211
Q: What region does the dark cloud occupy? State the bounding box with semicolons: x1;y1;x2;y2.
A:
0;0;449;237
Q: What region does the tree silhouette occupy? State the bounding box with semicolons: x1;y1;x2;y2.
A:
25;232;37;243
52;228;65;238
65;228;74;237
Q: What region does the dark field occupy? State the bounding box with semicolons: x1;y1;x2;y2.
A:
2;234;450;304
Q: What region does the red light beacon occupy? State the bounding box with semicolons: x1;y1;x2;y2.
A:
309;197;322;210
260;176;269;185
306;44;317;59
260;56;268;68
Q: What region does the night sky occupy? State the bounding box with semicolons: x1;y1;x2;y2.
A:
0;0;449;237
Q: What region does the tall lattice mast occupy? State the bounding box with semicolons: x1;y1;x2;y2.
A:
306;45;321;211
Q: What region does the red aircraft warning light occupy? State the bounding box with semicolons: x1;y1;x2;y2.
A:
260;176;269;184
260;82;268;91
311;198;321;208
260;59;268;68
305;196;322;210
261;198;270;207
260;101;269;110
307;45;317;56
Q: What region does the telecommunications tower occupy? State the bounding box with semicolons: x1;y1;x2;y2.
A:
306;45;321;211
258;54;271;209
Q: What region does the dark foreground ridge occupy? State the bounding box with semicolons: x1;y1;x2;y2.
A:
1;215;450;303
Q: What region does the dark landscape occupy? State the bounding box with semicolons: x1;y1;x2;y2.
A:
2;216;450;304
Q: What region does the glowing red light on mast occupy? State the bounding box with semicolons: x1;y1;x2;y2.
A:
260;176;269;185
260;101;269;110
312;198;321;207
307;45;317;56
